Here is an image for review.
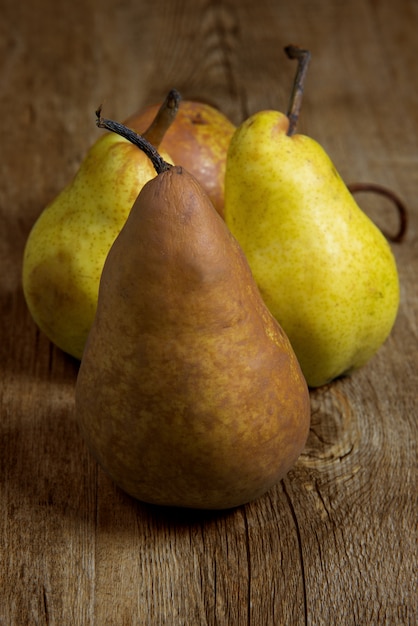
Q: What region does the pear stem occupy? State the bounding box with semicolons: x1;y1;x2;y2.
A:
347;182;408;243
96;108;173;175
142;88;181;147
285;45;312;136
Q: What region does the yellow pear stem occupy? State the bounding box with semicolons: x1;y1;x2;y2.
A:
284;44;312;136
347;182;409;243
96;109;173;175
141;88;182;147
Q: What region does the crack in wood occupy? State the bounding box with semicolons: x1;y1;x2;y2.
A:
241;507;252;626
282;480;308;626
42;585;49;625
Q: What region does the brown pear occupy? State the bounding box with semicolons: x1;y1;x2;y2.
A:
75;119;310;510
124;99;236;217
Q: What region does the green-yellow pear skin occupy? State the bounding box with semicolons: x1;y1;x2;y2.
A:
75;165;310;510
22;133;172;359
224;111;400;388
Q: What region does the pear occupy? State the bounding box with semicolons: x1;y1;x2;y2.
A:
124;99;236;217
224;46;400;388
75;116;310;510
22;91;179;360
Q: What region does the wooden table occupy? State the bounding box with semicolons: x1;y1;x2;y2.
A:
1;1;416;623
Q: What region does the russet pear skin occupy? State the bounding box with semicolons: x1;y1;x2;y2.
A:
22;132;172;359
125;100;236;217
224;111;400;388
75;166;310;510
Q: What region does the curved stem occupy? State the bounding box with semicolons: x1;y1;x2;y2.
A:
347;182;408;243
142;88;181;147
284;45;312;136
96;107;172;175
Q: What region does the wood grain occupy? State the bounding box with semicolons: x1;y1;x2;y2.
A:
1;0;417;624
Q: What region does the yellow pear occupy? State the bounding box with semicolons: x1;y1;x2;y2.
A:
75;117;311;510
22;92;178;359
224;46;400;387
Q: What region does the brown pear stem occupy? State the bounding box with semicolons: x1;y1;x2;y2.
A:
96;107;172;175
142;88;181;147
347;182;408;243
284;45;312;136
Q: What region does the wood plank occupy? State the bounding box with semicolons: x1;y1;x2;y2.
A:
1;0;416;624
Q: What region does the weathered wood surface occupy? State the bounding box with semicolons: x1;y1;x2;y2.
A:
1;0;417;624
